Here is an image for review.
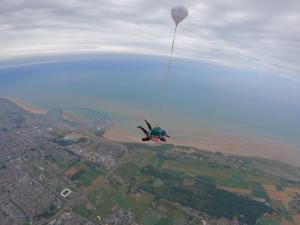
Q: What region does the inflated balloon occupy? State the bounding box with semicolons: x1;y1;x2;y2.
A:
171;5;188;26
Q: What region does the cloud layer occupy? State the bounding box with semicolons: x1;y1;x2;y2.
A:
0;0;299;78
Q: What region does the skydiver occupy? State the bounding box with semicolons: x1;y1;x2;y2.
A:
137;120;170;142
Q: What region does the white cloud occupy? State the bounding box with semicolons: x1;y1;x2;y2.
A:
0;0;299;79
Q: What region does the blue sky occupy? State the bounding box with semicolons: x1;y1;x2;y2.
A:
0;0;300;79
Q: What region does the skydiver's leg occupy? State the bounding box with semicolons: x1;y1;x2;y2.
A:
137;126;149;136
160;137;166;142
142;137;151;141
144;120;152;131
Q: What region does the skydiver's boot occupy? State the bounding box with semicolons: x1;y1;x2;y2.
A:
160;137;166;142
144;120;152;131
142;137;151;141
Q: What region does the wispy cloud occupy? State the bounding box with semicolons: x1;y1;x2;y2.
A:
0;0;299;79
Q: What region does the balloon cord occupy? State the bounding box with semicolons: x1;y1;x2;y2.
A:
156;25;177;126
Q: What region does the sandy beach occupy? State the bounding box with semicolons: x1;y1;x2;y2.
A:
3;96;47;115
104;124;300;167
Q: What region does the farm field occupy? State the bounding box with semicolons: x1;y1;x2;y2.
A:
70;143;300;225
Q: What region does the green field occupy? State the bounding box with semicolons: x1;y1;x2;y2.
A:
73;203;92;219
115;162;140;179
153;179;164;187
112;194;130;210
78;168;102;187
141;209;162;225
256;217;281;225
87;183;115;206
155;217;173;225
275;182;285;191
72;143;300;225
69;163;103;187
97;199;116;217
250;182;269;199
161;168;186;179
127;192;156;220
196;175;216;186
217;177;249;189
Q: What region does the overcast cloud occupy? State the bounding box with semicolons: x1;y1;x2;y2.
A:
0;0;299;79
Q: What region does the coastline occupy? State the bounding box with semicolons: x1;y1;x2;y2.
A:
5;96;300;167
3;96;47;115
104;124;300;167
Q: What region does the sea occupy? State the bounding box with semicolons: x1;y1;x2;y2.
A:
0;54;299;147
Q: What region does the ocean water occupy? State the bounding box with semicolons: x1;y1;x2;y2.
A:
0;54;299;147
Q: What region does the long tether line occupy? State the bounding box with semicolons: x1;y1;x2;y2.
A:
156;25;178;126
156;25;181;151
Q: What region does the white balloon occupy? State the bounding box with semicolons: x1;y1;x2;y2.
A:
171;5;188;26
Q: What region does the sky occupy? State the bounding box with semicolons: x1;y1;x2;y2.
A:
0;0;300;79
